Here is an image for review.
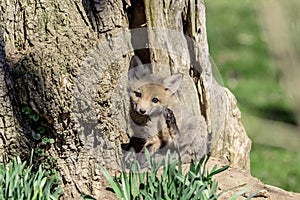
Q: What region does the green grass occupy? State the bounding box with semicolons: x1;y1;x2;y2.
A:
0;156;63;200
251;143;300;192
205;0;300;192
100;151;230;200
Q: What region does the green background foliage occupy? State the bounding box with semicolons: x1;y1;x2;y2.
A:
206;0;300;192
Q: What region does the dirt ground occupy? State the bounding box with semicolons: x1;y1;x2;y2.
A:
208;157;300;200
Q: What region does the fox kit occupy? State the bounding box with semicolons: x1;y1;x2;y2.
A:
123;55;182;156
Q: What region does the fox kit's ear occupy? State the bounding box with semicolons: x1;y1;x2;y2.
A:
128;56;151;81
163;74;182;93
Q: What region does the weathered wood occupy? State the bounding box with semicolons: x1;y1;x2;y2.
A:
143;0;251;169
0;0;251;198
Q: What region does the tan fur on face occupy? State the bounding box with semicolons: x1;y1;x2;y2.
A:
130;83;173;116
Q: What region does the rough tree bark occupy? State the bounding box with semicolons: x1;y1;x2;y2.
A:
0;0;251;198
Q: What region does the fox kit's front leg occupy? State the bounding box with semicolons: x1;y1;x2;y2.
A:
142;108;180;154
143;137;162;153
164;108;180;145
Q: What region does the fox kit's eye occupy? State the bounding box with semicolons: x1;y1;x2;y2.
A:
134;91;142;98
152;97;159;103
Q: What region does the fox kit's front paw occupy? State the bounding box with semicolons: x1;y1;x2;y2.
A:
164;108;180;135
164;108;175;124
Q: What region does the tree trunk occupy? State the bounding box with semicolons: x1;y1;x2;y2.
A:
0;0;251;198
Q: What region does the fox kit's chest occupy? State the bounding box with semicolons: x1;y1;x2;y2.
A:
129;113;166;138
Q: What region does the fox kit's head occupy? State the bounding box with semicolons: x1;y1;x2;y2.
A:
128;56;182;117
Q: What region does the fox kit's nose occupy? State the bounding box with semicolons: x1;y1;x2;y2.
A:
139;108;146;115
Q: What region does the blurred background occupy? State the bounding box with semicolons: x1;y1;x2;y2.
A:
205;0;300;192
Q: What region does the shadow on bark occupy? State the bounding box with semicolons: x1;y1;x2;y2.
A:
1;35;57;165
0;30;34;161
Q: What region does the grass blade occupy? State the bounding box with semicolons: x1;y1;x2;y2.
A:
99;165;123;199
